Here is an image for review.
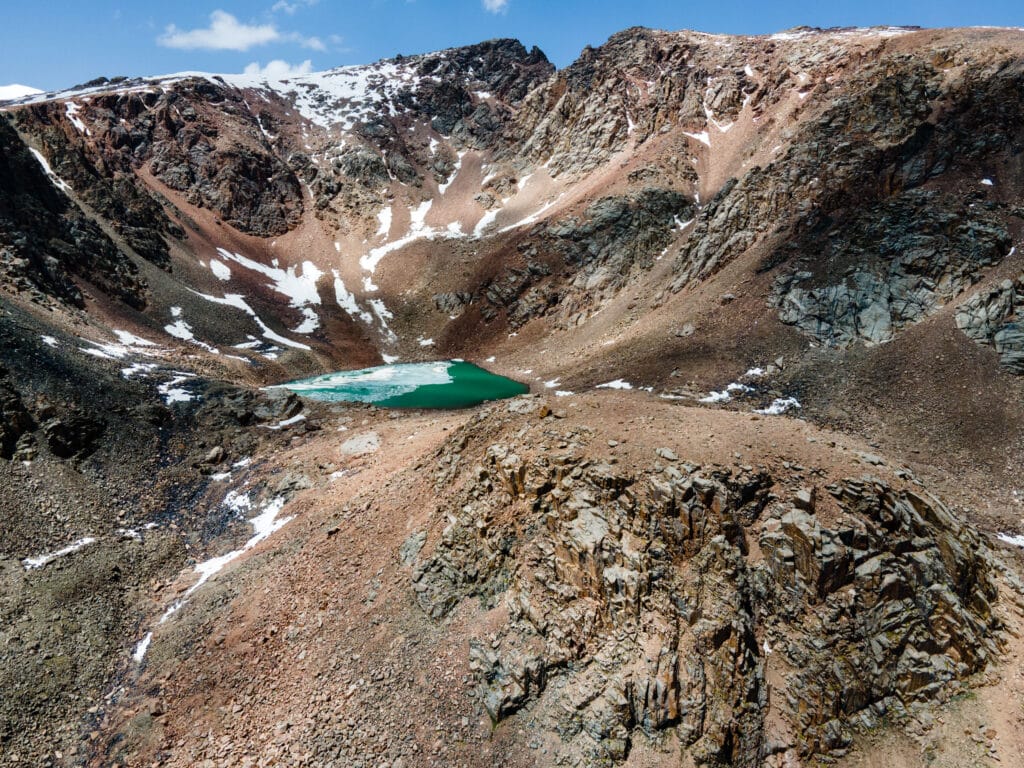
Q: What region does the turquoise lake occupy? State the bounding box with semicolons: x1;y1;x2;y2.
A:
273;360;529;409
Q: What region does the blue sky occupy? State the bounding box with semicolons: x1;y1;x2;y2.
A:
2;1;1022;91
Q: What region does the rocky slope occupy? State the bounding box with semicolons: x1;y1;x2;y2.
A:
2;24;1024;768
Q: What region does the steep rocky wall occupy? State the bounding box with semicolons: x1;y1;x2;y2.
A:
410;408;1002;766
671;54;943;289
446;188;693;332
403;38;554;143
12;100;183;267
10;82;305;239
0;115;146;308
506;28;785;177
627;47;1024;369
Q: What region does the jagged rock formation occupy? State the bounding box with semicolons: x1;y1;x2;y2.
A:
0;366;35;459
508;28;759;176
670;38;1024;308
411;406;1002;766
14;86;303;239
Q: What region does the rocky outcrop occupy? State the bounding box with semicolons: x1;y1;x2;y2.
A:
955;276;1024;372
411;415;1001;766
13;83;305;239
672;45;1024;304
143;84;305;236
0;115;146;308
476;188;693;329
301;41;552;225
0;366;35;459
404;39;553;145
770;190;1010;346
508;28;765;176
12;100;183;268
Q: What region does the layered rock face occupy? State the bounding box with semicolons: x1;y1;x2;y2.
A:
412;409;1001;766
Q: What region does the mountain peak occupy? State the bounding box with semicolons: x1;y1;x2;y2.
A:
0;83;43;102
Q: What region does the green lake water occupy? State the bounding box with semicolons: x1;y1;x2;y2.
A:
272;360;529;409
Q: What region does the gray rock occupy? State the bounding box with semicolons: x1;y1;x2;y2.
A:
956;278;1024;373
399;531;427;565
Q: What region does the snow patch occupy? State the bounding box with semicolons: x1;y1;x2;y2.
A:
473;207;501;238
368;298;396;341
754;397;801;416
121;362;158;380
497;194;565;234
438;151;465;194
209;259;232;281
65;102;89;135
264;414;306;430
997;533;1024;548
376;205;392;237
133;632;153;663
699;390;732;404
158;374;196;404
0;84;43;101
191;291;311;350
290;306;320;334
332;271;373;324
164;310;220;354
137;495;293;661
113;330;156;347
216;248;322;310
23;537;97;570
28;148;72;193
596;379;633;390
360;200;438;273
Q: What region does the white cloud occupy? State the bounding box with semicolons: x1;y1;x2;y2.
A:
272;0;319;14
482;0;509;13
243;59;314;78
159;11;279;51
158;9;324;52
283;31;325;51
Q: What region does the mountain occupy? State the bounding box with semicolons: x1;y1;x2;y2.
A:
0;84;43;102
2;26;1024;768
